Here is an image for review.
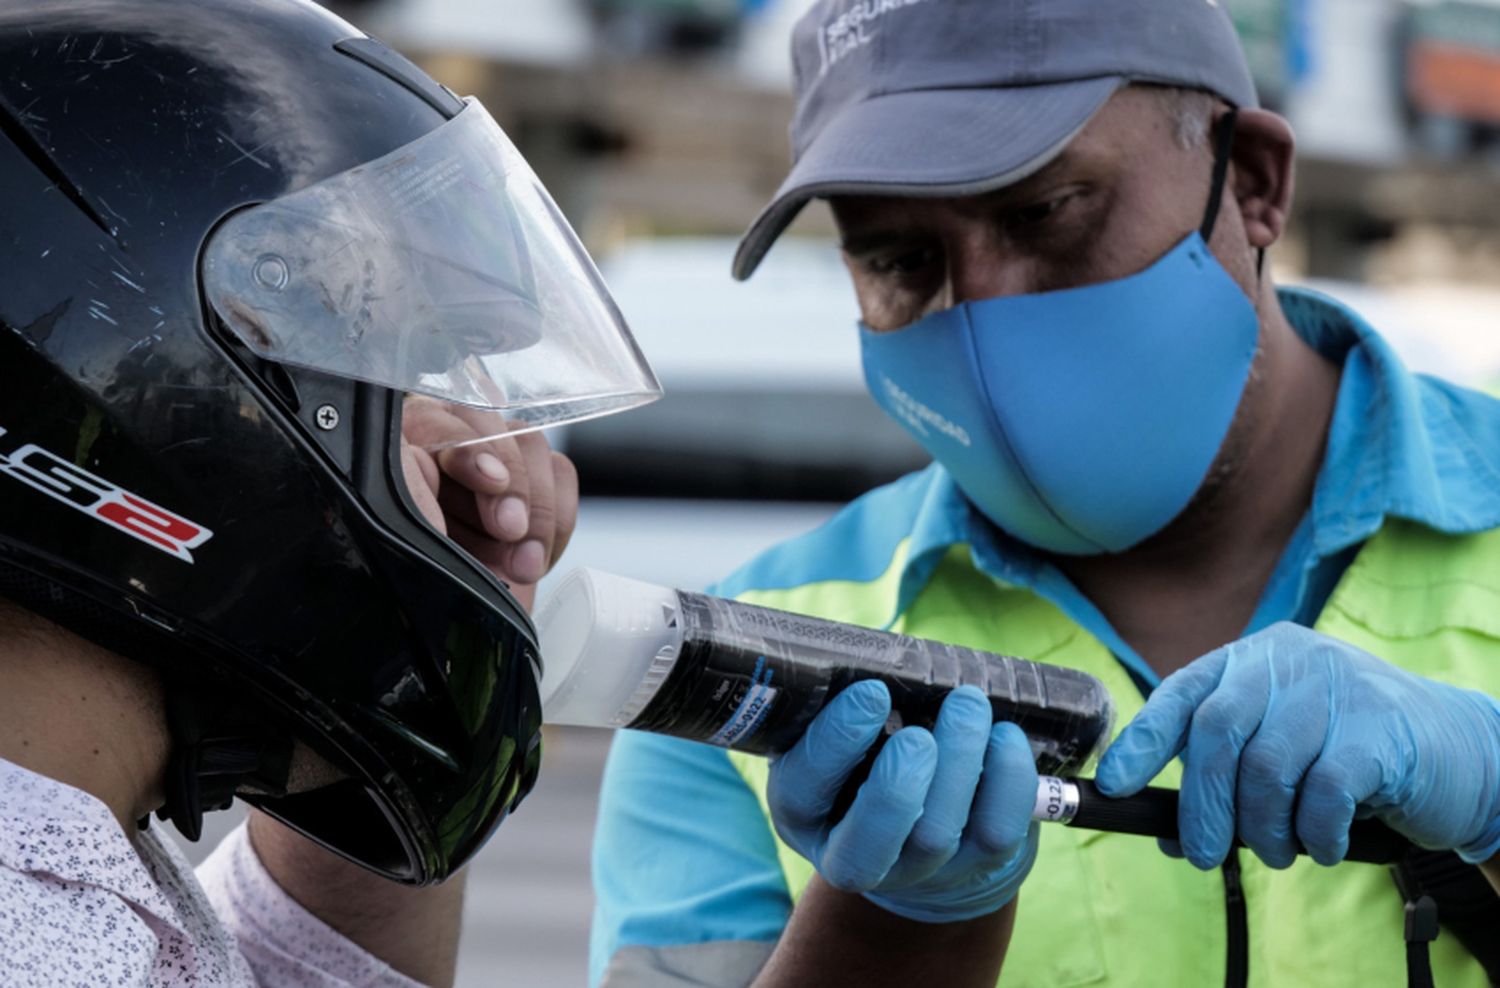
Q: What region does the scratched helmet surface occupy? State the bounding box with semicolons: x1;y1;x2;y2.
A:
0;0;654;884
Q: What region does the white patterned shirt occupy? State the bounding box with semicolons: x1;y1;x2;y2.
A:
0;757;426;987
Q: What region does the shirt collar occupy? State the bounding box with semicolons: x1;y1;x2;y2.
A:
1285;285;1500;553
894;285;1500;612
0;755;189;937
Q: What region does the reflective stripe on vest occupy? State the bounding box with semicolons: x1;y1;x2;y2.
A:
728;520;1500;987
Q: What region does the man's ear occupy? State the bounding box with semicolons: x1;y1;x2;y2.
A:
1230;109;1296;250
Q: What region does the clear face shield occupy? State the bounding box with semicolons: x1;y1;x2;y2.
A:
203;99;661;449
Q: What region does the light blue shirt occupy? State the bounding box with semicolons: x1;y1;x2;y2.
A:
589;288;1500;985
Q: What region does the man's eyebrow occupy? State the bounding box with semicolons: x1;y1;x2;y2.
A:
835;149;1091;256
838;227;918;257
976;148;1087;205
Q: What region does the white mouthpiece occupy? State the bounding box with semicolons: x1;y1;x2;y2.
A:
533;568;685;728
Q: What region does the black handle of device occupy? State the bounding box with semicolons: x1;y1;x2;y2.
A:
1066;778;1414;865
833;747;1414;865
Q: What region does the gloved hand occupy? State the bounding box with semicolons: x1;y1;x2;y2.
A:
1096;622;1500;870
767;680;1039;923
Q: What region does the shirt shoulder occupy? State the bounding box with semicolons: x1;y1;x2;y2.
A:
1419;374;1500;478
712;465;947;600
196;823;424;988
591;731;789;987
0;756;257;987
0;863;158;987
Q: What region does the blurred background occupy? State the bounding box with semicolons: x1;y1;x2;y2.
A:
184;1;1500;984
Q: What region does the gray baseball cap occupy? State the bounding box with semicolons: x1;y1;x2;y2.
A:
732;0;1258;280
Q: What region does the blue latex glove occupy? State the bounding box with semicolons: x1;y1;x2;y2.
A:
767;680;1039;923
1096;622;1500;870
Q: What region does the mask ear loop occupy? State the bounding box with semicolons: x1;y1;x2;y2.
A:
1199;108;1239;243
1198;107;1267;281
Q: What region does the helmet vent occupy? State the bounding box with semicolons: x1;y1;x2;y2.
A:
0;95;120;245
333;37;464;119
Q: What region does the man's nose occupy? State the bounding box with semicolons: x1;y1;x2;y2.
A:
944;240;1033;308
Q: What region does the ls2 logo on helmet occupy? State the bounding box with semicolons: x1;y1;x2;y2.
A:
0;427;213;563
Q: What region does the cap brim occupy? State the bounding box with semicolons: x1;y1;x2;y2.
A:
733;76;1124;280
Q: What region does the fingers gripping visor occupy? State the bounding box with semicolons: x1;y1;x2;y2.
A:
203;100;660;447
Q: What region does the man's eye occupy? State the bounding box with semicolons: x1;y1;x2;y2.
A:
1010;194;1075;228
866;247;938;276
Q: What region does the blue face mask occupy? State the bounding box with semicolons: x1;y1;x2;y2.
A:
858;112;1259;556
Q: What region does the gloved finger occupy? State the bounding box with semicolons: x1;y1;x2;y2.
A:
964;722;1039;864
1095;648;1231;797
1178;648;1272;870
1235;677;1329;869
932;722;1039;886
1296;750;1380;867
821;727;936;891
881;820;1040;924
768;681;892;849
1176;707;1272;869
1157;837;1185;859
1233;733;1307;869
883;687;991;885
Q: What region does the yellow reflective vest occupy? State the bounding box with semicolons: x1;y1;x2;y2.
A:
728;520;1500;986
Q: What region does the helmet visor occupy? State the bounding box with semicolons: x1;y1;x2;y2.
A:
203;99;660;447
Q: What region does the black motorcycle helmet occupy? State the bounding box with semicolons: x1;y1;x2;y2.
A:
0;0;658;884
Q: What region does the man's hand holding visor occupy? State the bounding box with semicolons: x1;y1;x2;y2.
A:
401;398;578;609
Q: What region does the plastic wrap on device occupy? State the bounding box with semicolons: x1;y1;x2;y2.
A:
626;590;1115;775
